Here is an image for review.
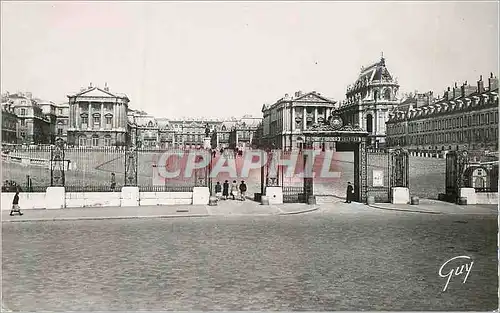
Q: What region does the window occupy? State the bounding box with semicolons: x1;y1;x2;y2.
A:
93;115;100;127
104;136;111;146
58;108;63;115
106;116;112;128
79;136;87;147
20;108;26;115
57;128;63;136
92;136;99;147
496;112;498;123
20;119;26;126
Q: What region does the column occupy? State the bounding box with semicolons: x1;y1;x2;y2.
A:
314;107;318;124
113;103;117;129
76;102;80;129
291;106;295;131
100;102;104;130
302;107;306;130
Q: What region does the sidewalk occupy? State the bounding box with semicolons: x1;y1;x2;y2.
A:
2;200;319;223
368;198;498;215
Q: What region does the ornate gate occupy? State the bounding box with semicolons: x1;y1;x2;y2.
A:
445;150;470;200
364;147;409;203
50;142;66;186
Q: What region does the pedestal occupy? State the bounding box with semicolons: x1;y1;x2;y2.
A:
391;187;410;204
121;186;140;207
203;137;211;149
265;187;283;204
193;187;210;205
459;188;476;205
46;187;66;209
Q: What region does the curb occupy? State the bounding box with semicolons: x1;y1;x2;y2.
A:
367;204;442;215
2;214;210;223
278;206;320;215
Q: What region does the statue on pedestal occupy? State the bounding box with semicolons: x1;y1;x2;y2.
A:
205;123;211;138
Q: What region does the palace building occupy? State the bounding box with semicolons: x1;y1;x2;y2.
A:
336;56;400;148
260;90;338;150
67;83;130;147
386;73;499;155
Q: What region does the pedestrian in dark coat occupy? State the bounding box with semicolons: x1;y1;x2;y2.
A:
345;182;354;203
222;180;229;200
239;180;247;201
10;190;23;216
215;182;222;200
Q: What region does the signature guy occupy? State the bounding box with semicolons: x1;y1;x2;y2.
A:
438;255;474;292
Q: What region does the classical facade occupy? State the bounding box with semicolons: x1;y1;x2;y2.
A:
1;101;19;144
228;115;262;150
2;92;51;144
260;90;337;150
386;73;499;154
67;83;130;147
336;56;400;148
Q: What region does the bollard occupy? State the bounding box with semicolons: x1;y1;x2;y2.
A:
208;196;218;206
307;195;316;205
261;195;270;205
367;195;375;205
410;196;419;205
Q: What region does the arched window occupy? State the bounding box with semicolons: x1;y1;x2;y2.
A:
384;88;391;100
92;135;99;147
373;90;379;101
148;121;153;127
366;114;373;133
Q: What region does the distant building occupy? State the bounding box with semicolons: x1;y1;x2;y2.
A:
336;56;401;148
67;83;130;147
386;73;499;154
54;103;70;143
261;90;337;150
228;115;262;150
1;101;19;144
2;92;51;144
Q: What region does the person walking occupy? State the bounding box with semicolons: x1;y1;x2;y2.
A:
10;189;23;216
345;182;354;203
215;181;222;200
222;180;229;200
230;180;238;200
110;172;116;191
239;180;247;201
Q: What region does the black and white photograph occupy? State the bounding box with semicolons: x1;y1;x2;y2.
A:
1;1;498;311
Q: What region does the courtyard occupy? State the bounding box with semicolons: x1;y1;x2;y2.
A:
2;206;497;311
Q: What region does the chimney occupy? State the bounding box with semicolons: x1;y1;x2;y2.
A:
477;75;484;93
488;72;498;91
453;82;460;99
104;82;109;92
88;82;93;90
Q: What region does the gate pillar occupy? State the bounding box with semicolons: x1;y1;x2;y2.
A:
356;139;368;203
124;146;138;186
50;142;66;187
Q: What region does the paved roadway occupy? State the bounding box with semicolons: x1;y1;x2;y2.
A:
2;203;497;311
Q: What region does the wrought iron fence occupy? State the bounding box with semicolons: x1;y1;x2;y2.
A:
1;146;210;192
283;186;307;203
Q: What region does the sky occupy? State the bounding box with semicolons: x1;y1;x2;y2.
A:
1;1;498;119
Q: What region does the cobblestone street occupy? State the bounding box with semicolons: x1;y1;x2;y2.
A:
2;209;497;311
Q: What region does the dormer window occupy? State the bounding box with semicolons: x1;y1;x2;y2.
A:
148;121;153;127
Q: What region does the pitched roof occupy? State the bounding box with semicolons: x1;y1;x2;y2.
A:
68;87;129;100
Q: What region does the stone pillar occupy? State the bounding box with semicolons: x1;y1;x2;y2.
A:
100;102;104;130
314;107;318;124
302;107;306;130
76;102;80;129
235;131;239;147
113;103;117;129
291;107;295;131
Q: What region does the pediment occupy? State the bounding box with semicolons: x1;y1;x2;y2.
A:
75;87;116;98
294;92;335;104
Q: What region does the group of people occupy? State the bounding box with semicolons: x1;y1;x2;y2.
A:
214;180;247;201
